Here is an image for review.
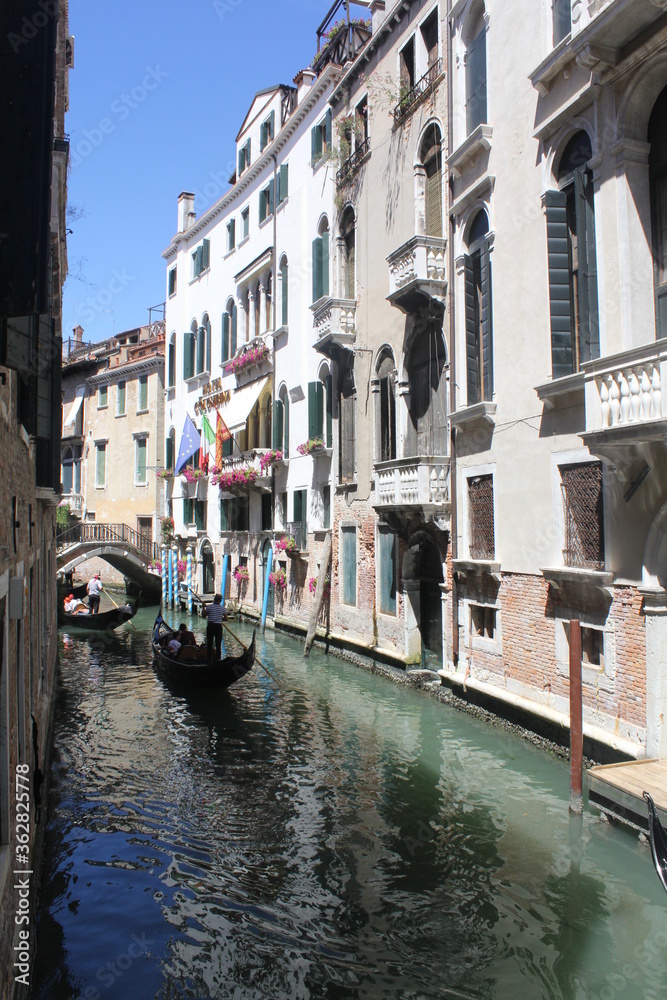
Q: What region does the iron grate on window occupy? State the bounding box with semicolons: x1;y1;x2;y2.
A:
468;474;494;560
560;462;605;569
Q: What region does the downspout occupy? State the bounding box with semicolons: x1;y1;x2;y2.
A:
447;0;459;667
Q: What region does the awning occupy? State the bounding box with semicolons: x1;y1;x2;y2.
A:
220;377;270;434
63;385;85;431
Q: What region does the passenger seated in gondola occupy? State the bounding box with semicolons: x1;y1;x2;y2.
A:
64;594;88;615
166;636;181;657
178;623;197;647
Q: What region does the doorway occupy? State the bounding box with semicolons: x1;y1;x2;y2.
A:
201;540;215;595
418;539;443;669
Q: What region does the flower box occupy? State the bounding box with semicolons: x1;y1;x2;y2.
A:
259;449;283;474
274;535;297;555
224;343;269;375
296;437;327;457
269;567;287;591
213;466;258;490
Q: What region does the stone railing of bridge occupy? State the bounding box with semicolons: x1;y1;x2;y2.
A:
56;522;160;563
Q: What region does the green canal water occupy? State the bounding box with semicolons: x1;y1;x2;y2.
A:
30;604;667;999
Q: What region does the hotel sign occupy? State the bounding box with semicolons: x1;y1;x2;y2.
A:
194;377;231;415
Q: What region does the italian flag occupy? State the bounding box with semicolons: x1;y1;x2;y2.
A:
199;413;216;471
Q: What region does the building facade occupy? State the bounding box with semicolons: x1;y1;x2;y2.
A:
0;1;71;995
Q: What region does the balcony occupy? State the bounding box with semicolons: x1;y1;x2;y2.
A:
581;340;667;460
393;59;444;127
61;492;83;514
312;297;356;359
223;334;273;386
570;0;664;65
215;450;273;493
373;457;450;523
336;136;370;187
387;235;447;315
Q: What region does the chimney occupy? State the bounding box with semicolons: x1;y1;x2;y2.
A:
293;68;317;104
72;325;83;345
178;192;195;233
371;1;386;33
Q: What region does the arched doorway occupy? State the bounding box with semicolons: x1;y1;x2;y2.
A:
262;538;274;617
201;540;215;595
418;538;443;668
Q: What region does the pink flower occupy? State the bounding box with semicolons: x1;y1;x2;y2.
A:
224;343;269;375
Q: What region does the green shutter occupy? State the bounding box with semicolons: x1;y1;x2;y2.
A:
575;168;599;364
464;254;479;405
205;323;211;372
245;139;251;167
308;380;324;439
281;263;288;325
268;178;274;216
378;527;397;615
183;332;194;380
279;163;288;203
545;189;574;378
341;526;357;606
137;439;147;482
321;230;329;297
283;395;289;457
325;373;333;447
481;238;493;400
139;376;148;411
312;238;320;301
466;29;487;134
311;124;322;162
325;108;332;151
168;343;175;387
220;498;229;531
202;239;210;270
238;146;245;175
194;246;203;276
260;121;267;150
272;399;283;450
166;434;173;470
259;189;266;224
223;435;233;457
269;110;275;141
231;304;237;355
184;498;193;524
222;313;229;362
196;327;205;374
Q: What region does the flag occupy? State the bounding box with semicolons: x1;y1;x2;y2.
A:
200;413;216;471
174;414;200;473
215;409;231;469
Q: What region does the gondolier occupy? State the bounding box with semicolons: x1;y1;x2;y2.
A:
87;573;103;614
202;594;225;662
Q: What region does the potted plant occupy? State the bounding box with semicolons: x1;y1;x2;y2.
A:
215;466;258;490
274;535;297;555
296;437;326;457
269;567;287;591
259;449;283;474
224;342;269;375
233;564;249;584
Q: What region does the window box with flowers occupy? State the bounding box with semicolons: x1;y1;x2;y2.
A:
213;466;258;491
157;469;174;481
224;342;270;375
259;449;283;475
296;437;330;457
274;534;299;556
269;567;287;592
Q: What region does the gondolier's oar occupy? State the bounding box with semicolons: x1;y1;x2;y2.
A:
105;590;138;631
221;619;281;689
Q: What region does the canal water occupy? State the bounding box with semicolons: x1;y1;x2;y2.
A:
31;605;667;1000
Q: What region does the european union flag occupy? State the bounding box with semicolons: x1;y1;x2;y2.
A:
174;414;200;473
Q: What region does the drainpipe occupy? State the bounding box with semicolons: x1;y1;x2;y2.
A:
447;0;459;667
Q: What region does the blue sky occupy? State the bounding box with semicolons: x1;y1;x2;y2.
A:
64;0;323;345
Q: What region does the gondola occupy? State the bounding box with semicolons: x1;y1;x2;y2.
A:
59;597;139;630
643;792;667;893
151;614;255;689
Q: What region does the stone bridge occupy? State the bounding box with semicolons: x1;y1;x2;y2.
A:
56;522;163;600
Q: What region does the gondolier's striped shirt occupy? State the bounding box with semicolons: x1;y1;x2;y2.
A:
205;602;225;623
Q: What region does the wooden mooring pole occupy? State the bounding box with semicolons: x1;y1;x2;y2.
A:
569;619;583;814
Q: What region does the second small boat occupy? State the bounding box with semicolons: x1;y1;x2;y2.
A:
151;615;255;689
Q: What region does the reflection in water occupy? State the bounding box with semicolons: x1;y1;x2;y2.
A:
32;607;667;1000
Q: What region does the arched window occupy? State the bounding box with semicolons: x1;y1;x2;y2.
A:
222;298;238;363
464;208;493;404
168;332;176;388
265;271;272;331
61;446;81;496
254;280;261;339
421;125;443;237
376;350;397;462
196;313;211;375
338;362;356;484
183;320;196;380
341;208;356;299
320;363;333;448
649;86;667;337
312;217;330;302
273;383;290;457
465;5;487;135
279;254;289;327
406;317;447;457
165;426;176;472
545;129;599;377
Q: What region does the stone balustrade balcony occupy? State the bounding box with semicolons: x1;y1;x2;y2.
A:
582;340;667;446
373;457;450;519
311;297;356;359
386;235;447;314
216;449;273;492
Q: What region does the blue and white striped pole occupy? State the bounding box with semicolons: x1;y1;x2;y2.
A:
172;546;179;608
167;547;173;609
187;546;193;615
161;547;167;609
261;547;273;633
220;553;229;608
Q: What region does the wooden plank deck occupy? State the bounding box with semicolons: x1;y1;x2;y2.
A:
588;758;667;832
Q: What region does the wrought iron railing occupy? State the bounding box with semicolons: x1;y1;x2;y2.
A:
336;136;370;186
393;59;443;125
55;521;159;562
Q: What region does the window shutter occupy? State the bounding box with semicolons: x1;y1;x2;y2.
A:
238;146;245;175
196;326;205;374
194;246;203;276
481;237;494;400
222;313;229;362
279;163;288;203
325;109;332;150
425;155;443;237
322;230;329;297
166;435;173;470
311;124;322;162
245;139;251;167
183;332;194;380
168;343;175;387
269;110;275;140
340;393;355;483
202;239;210;270
220;498;229;532
231;304;237;356
259;190;266;224
137;440;147;482
545;189;574;378
268;178;274;216
308;380;324;439
575;168;599;364
283;395;289;457
345;236;355;298
464;254;479;405
553;0;571;45
325;373;333;447
205;324;211;372
230;219;235;248
260;121;267;150
312;238;321;302
281;263;288;325
272;399;283;450
223;435;233;457
466;30;487;134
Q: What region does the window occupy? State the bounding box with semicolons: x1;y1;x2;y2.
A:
238;138;251;176
95;443;106;487
61;444;81;495
277;163;289;205
137;376;148;411
165;427;175;471
553;0;571;46
470;603;496;639
195;317;211;375
135;437;147;484
468;474;494;559
378;525;397;615
406;321;447;457
464;209;493;404
421;124;443;238
545;131;599;378
560;462;604;569
261;493;272;531
260;110;275;150
339;363;356;484
341;525;357;606
376;351;396;462
220;496;248;532
183;327;196;380
465;8;487;135
341;207;356;299
421;8;439;69
312;219;330;302
322;485;330;529
399;37;415;93
168;267;177;297
280;255;288;326
116;380;126;416
293;489;307;527
241;207;249;240
274;385;289;457
222;301;237;363
168;334;176;388
227;219;236;252
259;180;274;223
308;380;324;441
311;109;332;163
649;87;667;337
98;385;107;408
192;238;210;278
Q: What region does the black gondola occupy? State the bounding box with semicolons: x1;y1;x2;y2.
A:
59;598;139;630
643;792;667;893
151;614;255;689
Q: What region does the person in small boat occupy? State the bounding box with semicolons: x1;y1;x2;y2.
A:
166;636;181;657
178;623;197;646
64;594;88;615
202;594;224;662
87;573;103;614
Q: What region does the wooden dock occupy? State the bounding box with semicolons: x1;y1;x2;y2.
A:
588;758;667;832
